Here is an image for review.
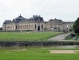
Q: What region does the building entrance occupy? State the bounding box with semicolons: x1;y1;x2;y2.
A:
38;26;40;31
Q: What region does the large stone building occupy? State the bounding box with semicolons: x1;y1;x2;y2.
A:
2;14;74;32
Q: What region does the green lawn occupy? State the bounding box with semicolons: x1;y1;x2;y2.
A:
0;32;62;41
0;47;79;60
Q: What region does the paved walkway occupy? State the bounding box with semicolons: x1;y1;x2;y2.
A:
48;34;67;41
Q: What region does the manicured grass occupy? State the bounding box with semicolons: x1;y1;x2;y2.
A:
0;32;62;41
0;53;79;60
0;47;79;60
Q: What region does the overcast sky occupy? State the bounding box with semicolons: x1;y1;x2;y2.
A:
0;0;79;27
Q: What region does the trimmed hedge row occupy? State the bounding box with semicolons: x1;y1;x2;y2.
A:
0;41;79;47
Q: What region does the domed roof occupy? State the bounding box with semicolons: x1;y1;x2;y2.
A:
14;14;26;20
3;20;11;24
12;14;27;23
29;15;44;22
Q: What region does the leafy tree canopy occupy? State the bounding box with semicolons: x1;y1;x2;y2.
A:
73;17;79;34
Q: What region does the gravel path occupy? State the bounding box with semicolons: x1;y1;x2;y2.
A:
48;34;67;41
50;50;79;54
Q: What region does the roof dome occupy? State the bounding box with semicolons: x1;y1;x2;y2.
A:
12;14;27;23
29;15;44;22
14;14;26;20
3;20;11;24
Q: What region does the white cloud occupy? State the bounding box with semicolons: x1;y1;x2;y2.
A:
0;0;79;27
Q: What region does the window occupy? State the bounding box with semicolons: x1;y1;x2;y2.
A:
41;25;43;28
35;24;36;28
54;27;57;29
58;27;60;29
16;26;17;29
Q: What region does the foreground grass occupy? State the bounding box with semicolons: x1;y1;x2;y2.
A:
0;53;79;60
0;47;79;60
0;32;62;41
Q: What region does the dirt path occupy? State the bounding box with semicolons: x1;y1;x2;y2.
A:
48;34;67;41
50;50;79;54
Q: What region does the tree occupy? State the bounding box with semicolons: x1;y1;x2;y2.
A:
70;26;73;31
73;17;79;35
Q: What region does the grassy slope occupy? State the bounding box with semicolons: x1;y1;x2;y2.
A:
0;47;79;60
0;32;62;41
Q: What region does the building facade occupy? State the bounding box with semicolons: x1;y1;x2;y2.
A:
2;15;74;32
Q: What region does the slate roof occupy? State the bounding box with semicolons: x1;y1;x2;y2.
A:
3;15;44;24
29;15;44;22
3;20;11;24
49;18;63;23
12;14;28;23
14;14;26;20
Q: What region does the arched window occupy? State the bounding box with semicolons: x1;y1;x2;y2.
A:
41;25;43;28
54;27;57;29
35;24;36;28
58;27;60;29
16;26;17;29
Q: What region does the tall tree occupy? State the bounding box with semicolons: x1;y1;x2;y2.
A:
73;17;79;34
